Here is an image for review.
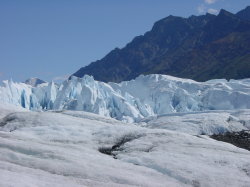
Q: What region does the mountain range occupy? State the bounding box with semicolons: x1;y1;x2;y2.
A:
72;6;250;82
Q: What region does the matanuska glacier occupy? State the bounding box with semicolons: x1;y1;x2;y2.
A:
1;74;250;186
1;74;250;122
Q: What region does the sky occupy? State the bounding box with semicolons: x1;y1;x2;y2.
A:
0;0;250;82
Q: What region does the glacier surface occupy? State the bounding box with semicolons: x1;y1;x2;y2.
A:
0;104;250;186
1;74;250;186
1;74;250;122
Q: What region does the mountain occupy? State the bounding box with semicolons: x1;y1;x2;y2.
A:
1;74;250;122
236;6;250;21
25;77;46;87
72;7;250;82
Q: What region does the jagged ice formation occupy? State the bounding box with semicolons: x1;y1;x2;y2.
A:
0;74;250;122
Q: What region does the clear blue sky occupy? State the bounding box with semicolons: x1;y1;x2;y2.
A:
0;0;249;82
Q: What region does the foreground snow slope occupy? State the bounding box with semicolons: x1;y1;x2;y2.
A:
0;104;250;187
1;74;250;121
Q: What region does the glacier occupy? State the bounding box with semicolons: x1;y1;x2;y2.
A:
1;74;250;122
1;75;250;186
0;104;250;186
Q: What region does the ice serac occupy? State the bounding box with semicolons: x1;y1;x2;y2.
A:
0;80;33;109
0;74;250;122
52;76;144;122
33;81;58;109
110;74;250;115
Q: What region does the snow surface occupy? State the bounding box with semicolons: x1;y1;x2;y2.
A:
0;103;250;187
1;75;250;186
139;110;250;135
1;74;250;122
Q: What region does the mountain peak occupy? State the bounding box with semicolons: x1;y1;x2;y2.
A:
218;9;234;17
244;6;250;10
25;78;46;87
236;6;250;21
153;15;182;25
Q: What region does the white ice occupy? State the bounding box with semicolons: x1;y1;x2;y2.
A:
0;103;250;186
1;74;250;122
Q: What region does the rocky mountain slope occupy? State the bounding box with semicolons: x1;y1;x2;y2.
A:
72;6;250;82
